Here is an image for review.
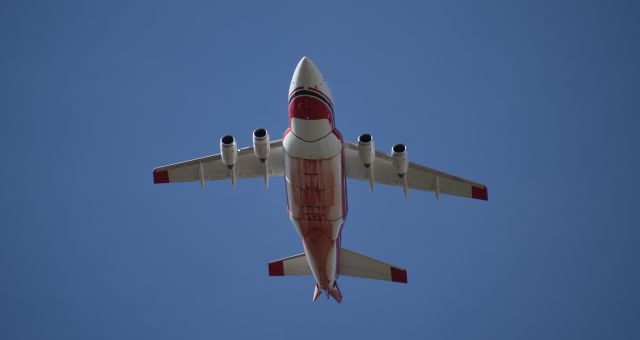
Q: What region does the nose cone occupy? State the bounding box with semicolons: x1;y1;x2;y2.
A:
289;56;333;101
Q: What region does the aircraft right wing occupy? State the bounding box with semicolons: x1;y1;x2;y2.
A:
344;142;488;200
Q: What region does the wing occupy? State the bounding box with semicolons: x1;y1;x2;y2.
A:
153;140;284;185
344;142;488;200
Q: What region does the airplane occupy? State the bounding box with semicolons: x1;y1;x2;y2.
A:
152;56;488;303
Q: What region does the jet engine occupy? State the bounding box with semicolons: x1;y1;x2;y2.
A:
252;128;270;162
392;143;409;196
220;135;237;169
391;144;408;177
357;133;375;167
220;135;238;189
358;133;376;192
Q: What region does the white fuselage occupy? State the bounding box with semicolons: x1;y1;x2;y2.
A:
283;57;347;293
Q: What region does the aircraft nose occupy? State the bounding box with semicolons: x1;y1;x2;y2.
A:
299;56;311;67
289;56;333;101
298;56;315;73
293;56;322;86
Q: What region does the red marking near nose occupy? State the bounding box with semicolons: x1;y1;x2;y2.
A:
307;87;333;105
288;86;304;98
289;96;333;122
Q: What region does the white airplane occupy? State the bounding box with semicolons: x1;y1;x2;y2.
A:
153;57;488;303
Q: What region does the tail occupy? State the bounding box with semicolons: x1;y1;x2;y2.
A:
339;248;408;283
268;248;407;303
313;282;343;303
327;281;343;303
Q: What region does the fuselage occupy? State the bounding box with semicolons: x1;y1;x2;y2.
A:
283;57;346;294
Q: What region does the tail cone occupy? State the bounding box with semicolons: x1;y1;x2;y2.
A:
327;282;342;303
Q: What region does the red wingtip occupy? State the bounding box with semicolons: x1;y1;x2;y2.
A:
153;170;170;184
390;267;408;283
268;261;284;276
471;185;489;201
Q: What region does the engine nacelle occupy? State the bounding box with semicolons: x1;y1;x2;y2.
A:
357;133;375;168
391;143;408;177
220;135;237;168
252;128;270;162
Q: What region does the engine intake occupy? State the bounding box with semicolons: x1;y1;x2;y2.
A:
391;143;408;177
253;128;270;162
220;135;237;168
357;133;375;168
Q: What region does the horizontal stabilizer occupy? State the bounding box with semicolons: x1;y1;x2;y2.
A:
268;253;311;276
339;248;407;283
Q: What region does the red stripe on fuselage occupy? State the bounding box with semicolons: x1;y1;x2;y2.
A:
289;87;333;106
288;86;304;98
332;129;347;219
306;87;333;105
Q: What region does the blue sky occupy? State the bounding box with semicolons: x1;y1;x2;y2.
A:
1;1;639;339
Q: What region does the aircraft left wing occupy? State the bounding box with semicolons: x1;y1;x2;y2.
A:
344;141;488;200
153;140;284;186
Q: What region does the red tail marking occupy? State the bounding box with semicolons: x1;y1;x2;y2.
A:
268;261;285;276
390;267;408;283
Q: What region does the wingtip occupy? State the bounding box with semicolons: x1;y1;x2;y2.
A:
390;267;408;283
268;261;284;276
153;170;170;184
471;185;488;201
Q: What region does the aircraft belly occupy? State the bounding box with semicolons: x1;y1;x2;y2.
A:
284;132;346;289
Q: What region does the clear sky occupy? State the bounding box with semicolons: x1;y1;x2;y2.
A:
1;1;639;339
